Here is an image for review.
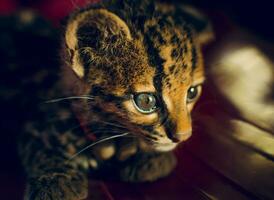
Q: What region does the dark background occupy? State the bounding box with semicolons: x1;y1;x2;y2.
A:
1;0;274;40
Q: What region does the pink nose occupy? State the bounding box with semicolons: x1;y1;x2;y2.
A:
172;131;192;143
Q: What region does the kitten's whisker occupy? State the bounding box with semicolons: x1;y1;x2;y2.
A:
67;132;129;161
99;121;127;129
124;135;138;138
45;96;95;103
89;129;126;135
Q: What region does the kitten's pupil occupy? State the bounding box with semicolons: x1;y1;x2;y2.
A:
187;86;198;102
133;93;157;114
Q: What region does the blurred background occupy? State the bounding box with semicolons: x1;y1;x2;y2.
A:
0;0;273;199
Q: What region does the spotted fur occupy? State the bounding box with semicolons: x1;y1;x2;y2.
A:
17;1;213;199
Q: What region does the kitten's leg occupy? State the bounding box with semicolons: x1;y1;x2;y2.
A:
19;121;89;200
24;159;88;200
119;151;177;182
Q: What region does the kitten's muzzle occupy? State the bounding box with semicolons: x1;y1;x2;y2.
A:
171;131;192;143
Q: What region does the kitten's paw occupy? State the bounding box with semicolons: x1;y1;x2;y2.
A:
25;171;88;200
120;152;177;182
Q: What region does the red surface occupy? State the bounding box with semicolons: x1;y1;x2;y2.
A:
0;0;17;14
32;0;98;25
0;0;98;24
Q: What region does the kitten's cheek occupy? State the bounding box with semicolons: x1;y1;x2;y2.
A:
187;102;196;111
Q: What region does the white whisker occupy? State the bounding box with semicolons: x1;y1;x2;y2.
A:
67;132;129;161
45;96;94;103
99;121;127;129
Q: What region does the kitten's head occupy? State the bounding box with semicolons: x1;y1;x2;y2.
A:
62;0;213;152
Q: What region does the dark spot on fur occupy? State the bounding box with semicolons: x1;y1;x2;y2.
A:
174;68;180;76
92;106;103;113
69;49;74;64
151;131;160;136
78;48;92;75
191;47;198;69
171;48;178;59
183;43;188;53
77;25;100;49
170;34;180;45
178;47;184;58
158;34;166;45
147;25;166;46
141;124;154;133
169;65;176;73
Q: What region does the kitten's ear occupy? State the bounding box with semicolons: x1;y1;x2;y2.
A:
179;5;214;45
63;9;132;78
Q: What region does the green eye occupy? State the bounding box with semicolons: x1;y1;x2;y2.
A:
187;86;201;103
132;93;157;114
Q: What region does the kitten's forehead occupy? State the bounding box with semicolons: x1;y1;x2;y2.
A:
84;38;156;95
142;16;202;71
140;16;204;89
88;26;202;96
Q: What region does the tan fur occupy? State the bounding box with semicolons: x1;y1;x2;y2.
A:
133;83;156;93
93;143;116;160
71;50;85;77
160;45;176;74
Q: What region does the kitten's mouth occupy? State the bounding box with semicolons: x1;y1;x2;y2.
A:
152;142;178;152
135;131;179;152
140;138;178;152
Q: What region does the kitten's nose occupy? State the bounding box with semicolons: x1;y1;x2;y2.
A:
172;131;192;143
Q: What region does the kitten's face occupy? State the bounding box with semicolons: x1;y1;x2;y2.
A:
120;48;204;152
64;3;208;152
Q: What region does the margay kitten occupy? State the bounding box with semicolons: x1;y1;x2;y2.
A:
16;0;213;199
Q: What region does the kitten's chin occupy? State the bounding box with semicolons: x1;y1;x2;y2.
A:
153;143;178;152
139;138;178;152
